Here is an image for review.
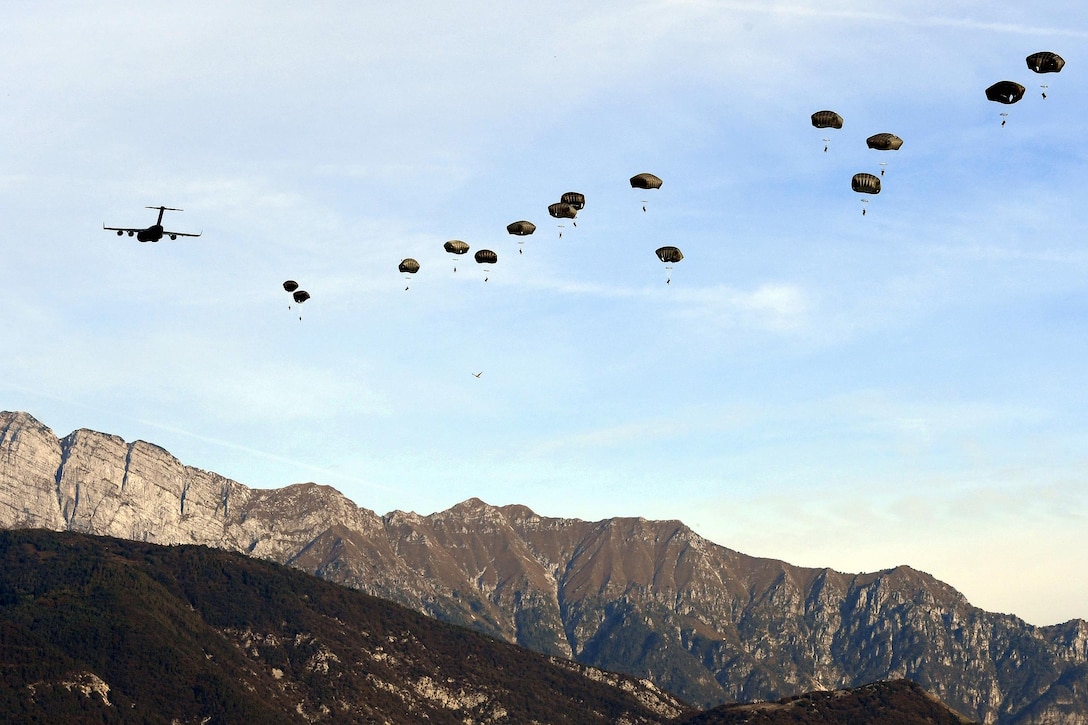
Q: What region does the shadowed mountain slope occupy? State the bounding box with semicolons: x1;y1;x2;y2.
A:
0;528;689;724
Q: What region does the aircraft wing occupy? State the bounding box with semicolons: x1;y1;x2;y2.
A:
163;230;202;238
103;224;142;233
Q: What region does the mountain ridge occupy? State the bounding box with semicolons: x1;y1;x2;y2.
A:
1;410;1085;724
0;527;690;723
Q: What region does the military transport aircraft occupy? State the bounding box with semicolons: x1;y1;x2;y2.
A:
103;206;202;242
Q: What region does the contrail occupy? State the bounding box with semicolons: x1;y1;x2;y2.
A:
0;379;397;494
132;418;400;494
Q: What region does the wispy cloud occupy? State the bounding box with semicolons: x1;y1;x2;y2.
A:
126;418;401;495
690;1;1088;38
674;283;811;331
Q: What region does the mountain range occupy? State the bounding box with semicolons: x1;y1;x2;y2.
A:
0;528;981;724
1;410;1085;723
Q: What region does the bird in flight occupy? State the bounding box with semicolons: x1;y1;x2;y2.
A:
472;372;483;378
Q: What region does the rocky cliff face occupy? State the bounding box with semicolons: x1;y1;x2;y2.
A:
1;410;1085;724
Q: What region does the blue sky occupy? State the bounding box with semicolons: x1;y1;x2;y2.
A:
3;1;1086;626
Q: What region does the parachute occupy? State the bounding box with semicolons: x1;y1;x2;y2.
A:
655;246;683;263
443;240;469;272
866;133;903;151
986;81;1026;104
560;192;585;210
504;219;535;234
655;246;683;284
811;110;844;129
1026;52;1065;74
474;249;497;282
630;173;663;190
851;173;881;194
548;202;578;219
506;221;536;236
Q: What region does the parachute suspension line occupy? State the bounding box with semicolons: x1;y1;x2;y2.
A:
444;240;469;273
397;259;420;290
283;281;309;319
473;249;497;283
654;246;683;284
629;173;662;212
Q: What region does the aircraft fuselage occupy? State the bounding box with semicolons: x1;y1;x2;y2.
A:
137;225;164;242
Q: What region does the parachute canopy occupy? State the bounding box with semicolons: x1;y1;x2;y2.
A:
474;249;497;264
398;258;420;274
655;246;683;264
851;173;881;194
560;192;585;210
1026;52;1065;74
443;240;469;255
986;81;1026;104
811;110;844;129
292;290;310;304
282;280;298;293
548;202;578;219
506;221;536;236
630;173;663;190
866;133;903;151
